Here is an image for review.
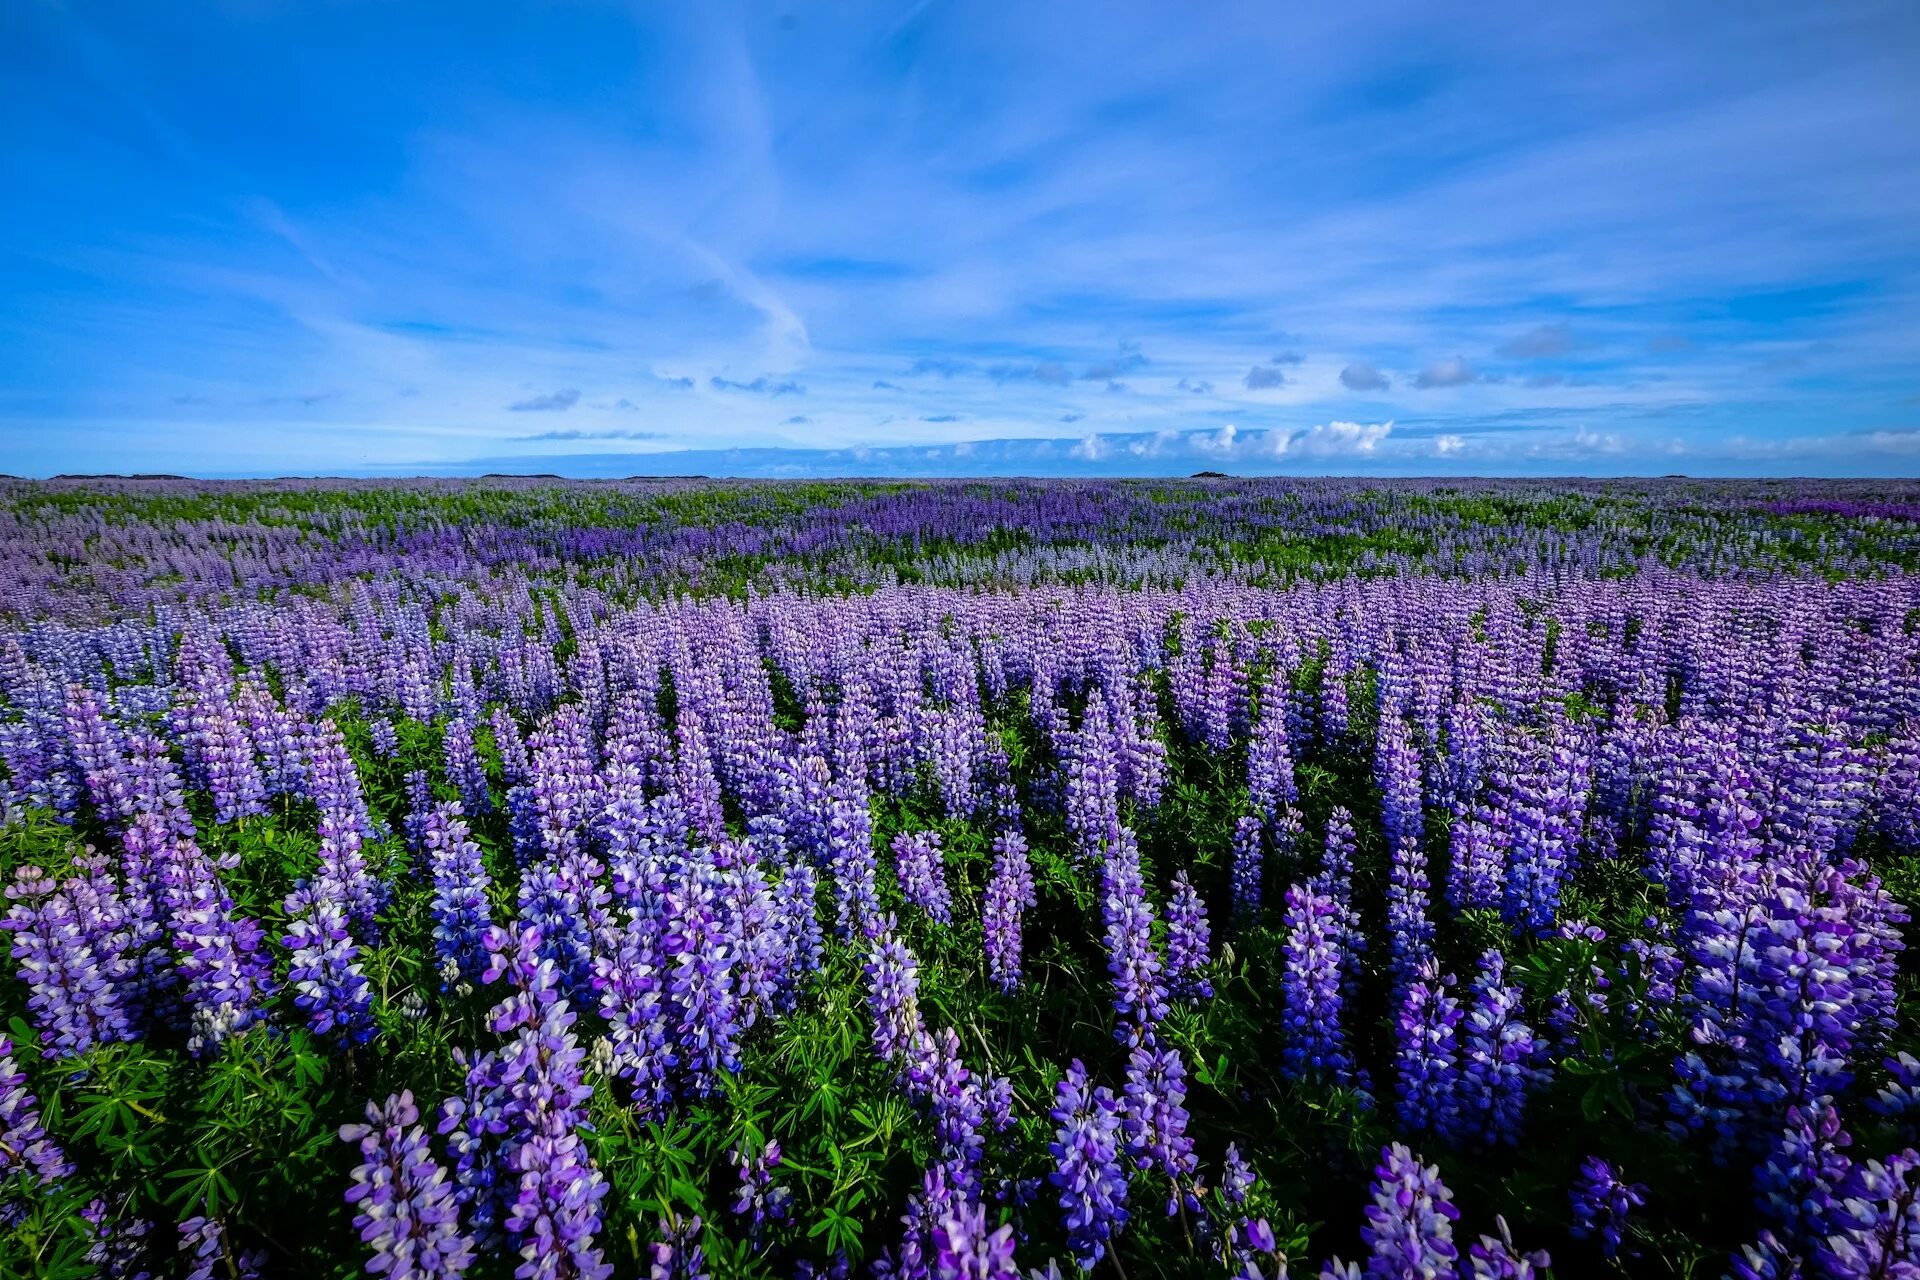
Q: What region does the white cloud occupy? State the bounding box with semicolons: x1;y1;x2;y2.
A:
1415;358;1478;389
1433;433;1466;456
1194;423;1239;454
1071;433;1109;461
1289;419;1393;456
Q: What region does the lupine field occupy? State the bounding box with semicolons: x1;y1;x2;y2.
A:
6;477;1920;1280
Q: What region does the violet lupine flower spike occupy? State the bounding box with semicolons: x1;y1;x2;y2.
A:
178;1213;267;1280
983;828;1033;993
1454;949;1541;1148
1049;1058;1130;1269
894;830;954;926
1231;814;1265;921
1358;1143;1460;1280
339;1089;476;1279
1122;1038;1198;1215
1394;962;1462;1139
1;1034;73;1185
423;799;494;991
1164;871;1212;1001
1101;827;1168;1044
729;1137;792;1252
1568;1156;1645;1261
649;1213;710;1280
932;1195;1020;1279
1281;881;1354;1087
1464;1217;1549;1279
1823;1148;1920;1278
475;925;613;1280
3;863;134;1057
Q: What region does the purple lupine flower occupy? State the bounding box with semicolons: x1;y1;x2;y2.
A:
1394;964;1462;1139
1280;881;1352;1086
1101;828;1168;1044
234;677;307;799
1823;1148;1920;1279
490;707;532;785
368;716;400;759
719;851;781;1032
866;923;927;1070
1247;670;1299;822
595;912;674;1118
730;1138;791;1251
1453;949;1540;1148
529;704;599;862
1386;828;1435;991
442;715;491;817
0;1035;73;1185
1228;1216;1290;1280
912;1025;997;1189
983;828;1033;993
881;1162;972;1280
171;673;268;825
306;719;380;936
931;1195;1019;1279
284;887;376;1048
438;1046;508;1242
895;831;954;926
1756;1099;1852;1250
1567;1156;1645;1260
1463;1218;1548;1279
1049;1059;1130;1269
1501;727;1590;937
776;856;824;988
64;684;135;824
423;799;494;991
826;776;881;939
1359;1144;1459;1280
1375;705;1423;855
1231;815;1264;920
649;1214;709;1280
1121;1039;1197;1214
81;1196;153;1279
1870;1053;1920;1143
1164;872;1212;1001
1311;809;1365;1002
516;849;608;1011
339;1089;476;1278
4;863;134;1056
661;857;740;1097
1671;855;1904;1162
1222;1144;1255;1208
179;1214;266;1280
160;830;273;1054
479;926;613;1280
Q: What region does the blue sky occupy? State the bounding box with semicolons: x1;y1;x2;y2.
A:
4;1;1919;477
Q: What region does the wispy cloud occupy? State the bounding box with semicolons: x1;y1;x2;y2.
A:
1341;361;1390;391
709;376;805;396
1500;323;1573;359
1244;365;1288;390
511;427;661;441
1414;359;1478;389
508;389;581;412
989;361;1072;385
1081;345;1148;382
